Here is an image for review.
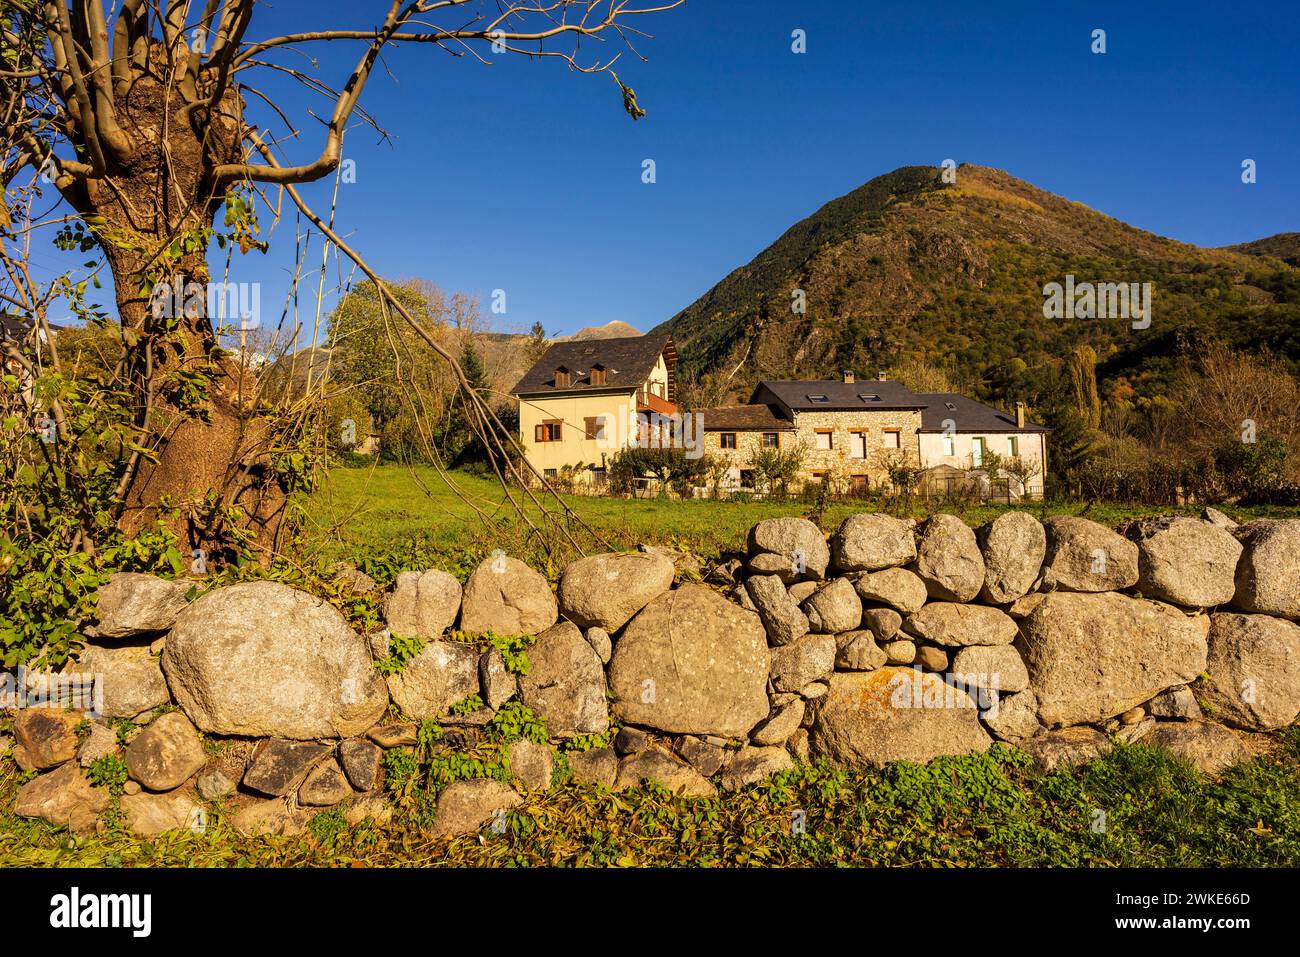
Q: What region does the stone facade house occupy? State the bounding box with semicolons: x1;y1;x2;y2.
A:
699;373;1049;498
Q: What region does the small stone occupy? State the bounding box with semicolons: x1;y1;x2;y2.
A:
802;578;862;634
720;746;793;791
478;647;517;710
195;768;235;801
676;735;727;777
1138;721;1249;776
585;627;612;665
913;645;949;672
749;517;831;579
242;739;332;797
862;607;903;642
123;780;141;796
339;739;383;791
11;708;82;772
430;779;523;837
87;572;190;638
1115;717;1156;744
507;739;554;791
77;723;119;768
75;644;170;719
298;760;353;807
751;698;805;746
615;726;652;755
1019;727;1112;772
787;581;819;603
950;645;1031;694
367;723;417;748
769;633;836;693
345;792;393;827
125;711;206;792
852;567;929;615
746;575;810;646
1146;686;1202;721
788;728;810;761
982;689;1041;742
613;746;716;797
384;569;462;640
800;682;828;699
568;747;619;788
834;630;887;671
121;788;204;837
230;799;311;837
1120;706;1145;726
882;639;917;665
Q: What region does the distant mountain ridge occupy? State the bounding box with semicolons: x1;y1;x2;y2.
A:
651;164;1299;409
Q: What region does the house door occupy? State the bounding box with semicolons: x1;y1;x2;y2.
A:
971;437;985;468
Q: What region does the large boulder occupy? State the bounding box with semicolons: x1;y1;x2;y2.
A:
1129;517;1242;608
831;514;916;572
911;514;984;602
748;517;830;579
1199;612;1300;730
745;575;809;646
13;763;110;834
1138;721;1249;776
903;602;1018;647
1232;520;1300;621
162;581;387;739
557;552;675;632
458;555;557;636
609;584;770;738
125;711;206;792
75;644;170;719
86;572;189;638
1016;592;1209;728
852;567;928;615
978;511;1046;604
1041;517;1138;592
518;621;609;738
801;578;862;634
808;669;992;767
385;641;480;719
384;569;462;640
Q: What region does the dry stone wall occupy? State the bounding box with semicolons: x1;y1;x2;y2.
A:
4;510;1299;841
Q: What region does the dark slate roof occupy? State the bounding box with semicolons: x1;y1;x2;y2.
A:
695;404;797;431
752;379;926;411
511;334;673;395
916;393;1049;433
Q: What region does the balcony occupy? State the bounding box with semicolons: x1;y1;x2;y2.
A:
637;387;677;416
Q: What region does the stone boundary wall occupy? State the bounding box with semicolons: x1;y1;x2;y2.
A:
4;508;1298;840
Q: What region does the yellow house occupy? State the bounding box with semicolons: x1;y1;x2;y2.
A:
511;334;678;485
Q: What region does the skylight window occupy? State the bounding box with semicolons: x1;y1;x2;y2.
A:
945;402;957;411
859;393;880;402
807;394;829;404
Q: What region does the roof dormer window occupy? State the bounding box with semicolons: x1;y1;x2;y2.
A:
554;366;571;388
590;364;607;386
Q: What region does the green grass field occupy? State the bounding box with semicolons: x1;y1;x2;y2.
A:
300;463;1299;574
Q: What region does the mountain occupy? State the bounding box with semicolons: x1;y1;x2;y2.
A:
1226;232;1300;267
652;165;1300;411
557;320;642;341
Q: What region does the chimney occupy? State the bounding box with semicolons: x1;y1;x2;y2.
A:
842;370;854;384
876;371;887;381
1015;401;1026;429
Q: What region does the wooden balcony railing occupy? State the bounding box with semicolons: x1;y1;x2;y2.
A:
637;388;677;416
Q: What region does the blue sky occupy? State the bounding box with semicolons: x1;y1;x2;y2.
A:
37;0;1300;338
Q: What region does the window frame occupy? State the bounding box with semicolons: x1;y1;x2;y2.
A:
814;428;834;451
882;428;902;450
720;432;738;450
762;432;780;449
848;429;867;459
534;419;563;443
